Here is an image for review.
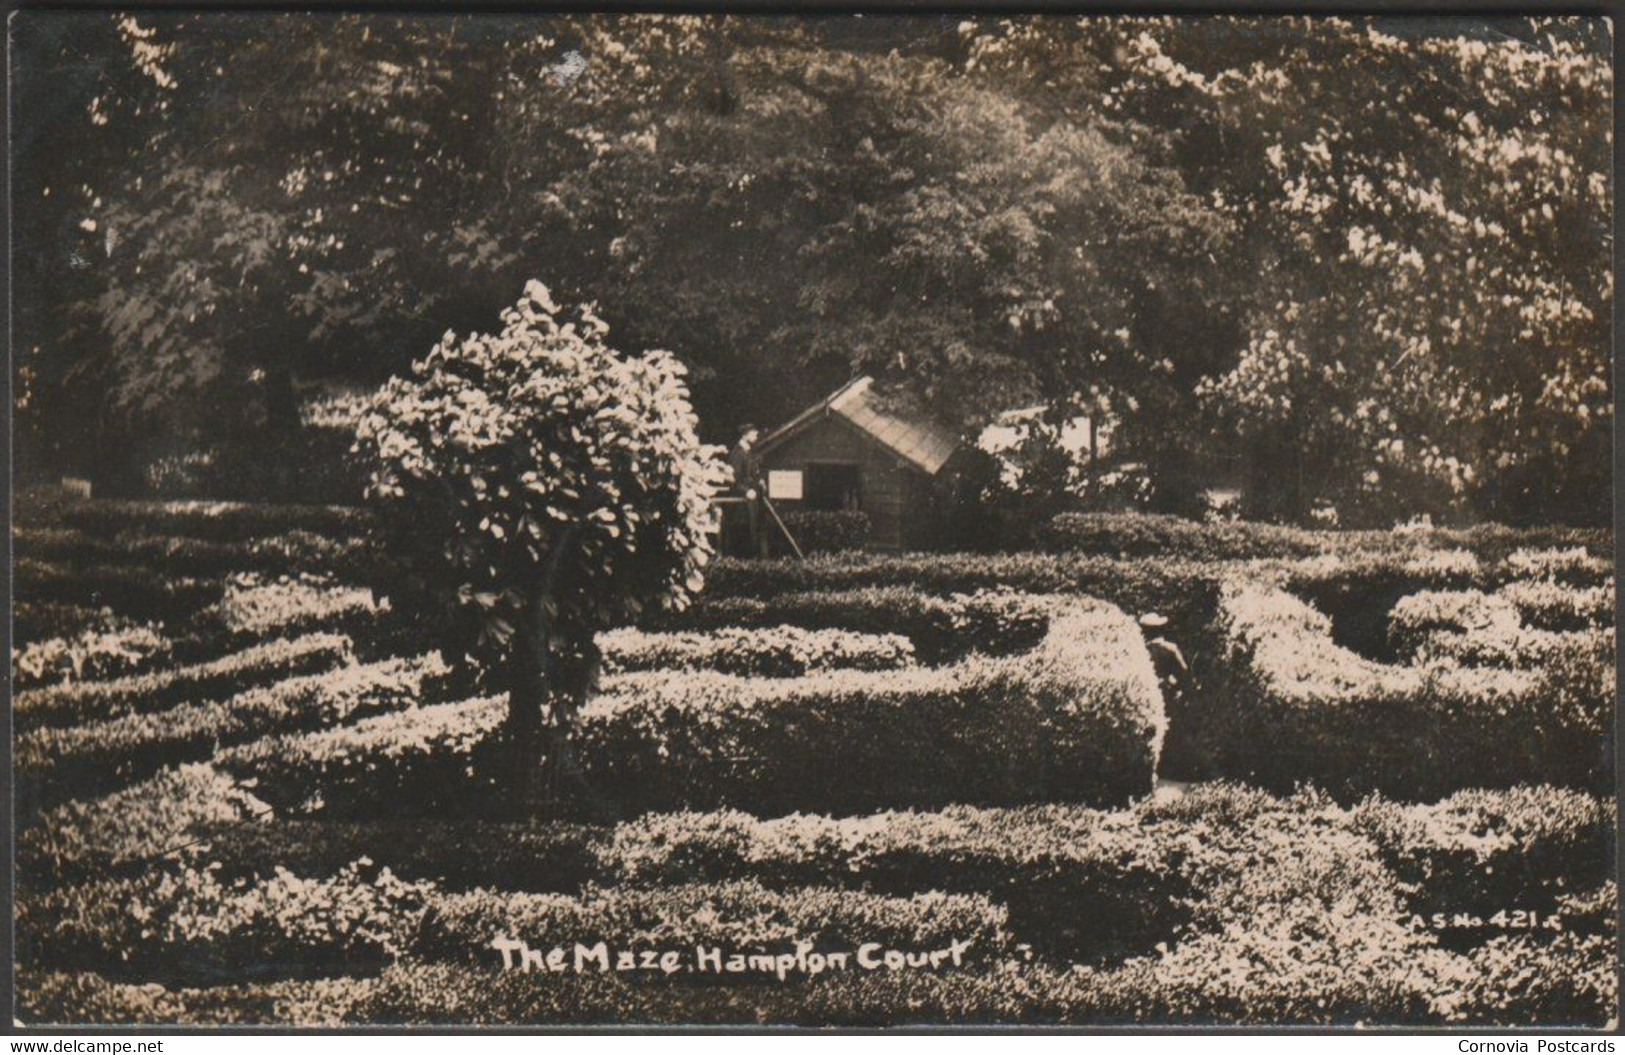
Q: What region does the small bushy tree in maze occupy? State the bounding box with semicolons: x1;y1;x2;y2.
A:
355;281;730;814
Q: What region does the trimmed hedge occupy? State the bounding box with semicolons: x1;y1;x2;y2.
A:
218;599;1162;821
1193;579;1613;798
14;633;354;732
12;602;121;647
15;783;1616;1026
1041;512;1609;566
14;558;223;624
20;764;272;880
21;940;1616;1028
14;525;381;582
19;867;1005;987
418;881;1008;972
1387;585;1614;670
1043;512;1325;561
216;696;510;820
774;510;870;554
202;574;383;641
42;782;1606;969
12;622;171;691
1499;579;1613;633
17;859;434;983
43;498;372;545
644;587;1052;665
17;654;450;812
578;598;1163;817
599;625;915;678
1350;786;1615;921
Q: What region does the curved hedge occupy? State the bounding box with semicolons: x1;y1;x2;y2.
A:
1193;579;1613;798
579;598;1163;816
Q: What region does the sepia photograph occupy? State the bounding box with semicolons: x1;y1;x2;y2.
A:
7;10;1617;1030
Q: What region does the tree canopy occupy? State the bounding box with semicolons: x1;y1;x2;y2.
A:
13;13;1611;524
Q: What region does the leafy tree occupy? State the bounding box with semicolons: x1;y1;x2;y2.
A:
353;281;730;811
966;15;1611;524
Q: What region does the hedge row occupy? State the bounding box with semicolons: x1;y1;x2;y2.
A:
14;525;381;581
16;859;435;983
14;558;223;624
583;600;1163;817
12;621;171;691
35;767;1607;968
643;587;1053;664
204;574;383;641
18;867;1006;987
17;654;450;813
1040;511;1609;567
1499;579;1613;633
39;497;372;545
1387;586;1614;670
1192;579;1613;798
12;602;123;647
216;695;509;820
14;632;354;732
16;882;1613;1027
219;598;1161;821
773;510;871;554
20;764;273;879
599;625;916;678
417;881;1007;973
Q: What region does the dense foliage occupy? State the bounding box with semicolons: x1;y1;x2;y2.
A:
13;15;1609;523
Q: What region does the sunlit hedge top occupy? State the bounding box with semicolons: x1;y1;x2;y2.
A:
353;281;730;656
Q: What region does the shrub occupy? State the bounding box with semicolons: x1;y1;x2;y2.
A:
14;633;353;732
1387;589;1521;659
216;696;509;820
774;511;871;554
577;599;1163;816
600;625;914;678
182;819;601;894
1194;579;1612;798
12;622;171;690
1454;886;1619;1027
17;654;449;811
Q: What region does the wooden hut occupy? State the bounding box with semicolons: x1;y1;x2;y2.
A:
750;377;962;551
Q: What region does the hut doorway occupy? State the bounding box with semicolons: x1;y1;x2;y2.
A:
805;462;862;511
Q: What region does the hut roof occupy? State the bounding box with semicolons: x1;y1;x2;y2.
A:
757;377;961;476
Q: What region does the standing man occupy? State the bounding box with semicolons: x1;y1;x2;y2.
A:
728;424;768;557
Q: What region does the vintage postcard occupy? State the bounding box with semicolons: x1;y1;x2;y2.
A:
8;11;1616;1030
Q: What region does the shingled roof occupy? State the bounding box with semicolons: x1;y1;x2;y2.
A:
757;377;961;476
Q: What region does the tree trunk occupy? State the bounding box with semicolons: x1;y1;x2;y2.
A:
503;527;601;818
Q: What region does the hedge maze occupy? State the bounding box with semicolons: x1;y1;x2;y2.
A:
11;498;1617;1026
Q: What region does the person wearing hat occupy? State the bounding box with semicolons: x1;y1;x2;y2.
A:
727;424;767;556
